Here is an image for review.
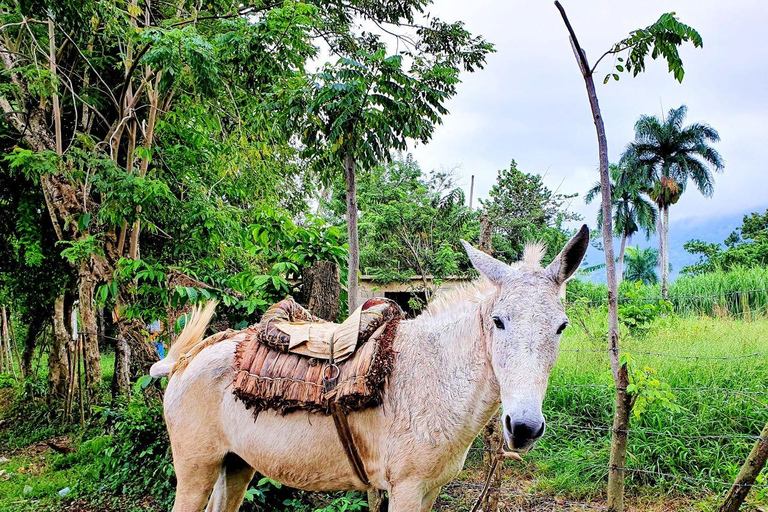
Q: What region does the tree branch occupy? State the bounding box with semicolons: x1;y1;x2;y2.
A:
554;1;591;77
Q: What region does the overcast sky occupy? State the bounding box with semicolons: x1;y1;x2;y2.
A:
407;0;768;233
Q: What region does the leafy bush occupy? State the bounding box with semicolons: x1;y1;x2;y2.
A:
618;282;672;334
94;398;175;507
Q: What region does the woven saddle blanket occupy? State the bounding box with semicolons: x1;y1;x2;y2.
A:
233;297;402;415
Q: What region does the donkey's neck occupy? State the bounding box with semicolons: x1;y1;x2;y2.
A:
389;298;500;450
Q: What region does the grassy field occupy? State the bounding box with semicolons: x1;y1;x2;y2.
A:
445;309;768;511
1;309;768;511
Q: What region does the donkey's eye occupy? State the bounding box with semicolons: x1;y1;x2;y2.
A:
556;322;569;335
492;316;505;330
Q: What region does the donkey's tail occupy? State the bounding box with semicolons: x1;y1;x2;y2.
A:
149;301;218;378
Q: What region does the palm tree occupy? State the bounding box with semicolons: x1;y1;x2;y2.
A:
585;162;657;285
622;105;723;298
623;246;659;285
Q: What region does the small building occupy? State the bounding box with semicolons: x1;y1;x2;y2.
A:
358;275;471;318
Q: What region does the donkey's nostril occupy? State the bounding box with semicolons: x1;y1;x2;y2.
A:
512;421;535;445
505;414;513;435
534;421;545;438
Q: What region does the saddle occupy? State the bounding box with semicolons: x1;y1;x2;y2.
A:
232;297;402;415
232;297;402;485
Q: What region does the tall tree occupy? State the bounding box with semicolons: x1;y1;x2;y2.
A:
585;162;657;285
554;3;703;510
305;24;493;311
623;246;659;285
481;160;580;264
622;105;723;298
325;155;475;300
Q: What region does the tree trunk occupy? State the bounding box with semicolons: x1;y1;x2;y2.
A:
49;293;71;400
78;260;102;403
367;490;387;512
115;290;159;376
479;213;493;254
719;420;768;512
1;306;12;376
111;336;131;399
661;206;670;299
617;234;627;287
344;153;360;313
21;325;37;379
304;261;341;322
554;3;628;509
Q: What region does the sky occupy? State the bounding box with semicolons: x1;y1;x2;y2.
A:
406;0;768;236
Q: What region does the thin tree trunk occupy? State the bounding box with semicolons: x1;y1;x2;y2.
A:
554;3;628;510
719;420;768;512
48;19;63;155
21;325;36;380
656;206;664;292
78;260;102;403
344;153;360;313
111;336;131;399
50;293;71;400
6;309;23;377
661;205;669;300
1;307;9;375
479;213;492;254
617;234;627;286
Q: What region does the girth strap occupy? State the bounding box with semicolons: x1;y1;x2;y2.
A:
330;402;370;486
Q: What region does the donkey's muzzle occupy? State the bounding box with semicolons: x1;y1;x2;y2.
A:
504;414;545;451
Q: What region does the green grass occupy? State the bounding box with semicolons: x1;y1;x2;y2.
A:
494;310;768;507
569;267;768;317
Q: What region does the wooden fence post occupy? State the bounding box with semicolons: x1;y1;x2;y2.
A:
719;420;768;512
477;214;503;512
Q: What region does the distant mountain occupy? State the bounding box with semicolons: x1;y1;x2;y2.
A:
581;208;759;283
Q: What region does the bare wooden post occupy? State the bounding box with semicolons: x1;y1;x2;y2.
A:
469;175;475;209
554;3;628;510
719;421;768;512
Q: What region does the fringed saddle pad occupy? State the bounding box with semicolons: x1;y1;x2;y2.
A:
232;298;402;415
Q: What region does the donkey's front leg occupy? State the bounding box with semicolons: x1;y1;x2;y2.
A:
388;482;440;512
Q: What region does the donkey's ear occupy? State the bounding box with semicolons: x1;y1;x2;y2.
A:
546;225;590;284
461;240;510;285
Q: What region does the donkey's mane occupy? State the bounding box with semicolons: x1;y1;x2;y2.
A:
421;242;547;319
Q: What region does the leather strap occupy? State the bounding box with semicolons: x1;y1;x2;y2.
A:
330;402;370;486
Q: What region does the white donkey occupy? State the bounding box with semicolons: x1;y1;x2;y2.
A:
152;225;589;512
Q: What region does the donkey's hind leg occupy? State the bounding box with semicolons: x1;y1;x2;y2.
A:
204;453;256;512
170;454;221;512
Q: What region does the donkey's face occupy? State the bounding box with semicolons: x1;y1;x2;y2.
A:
462;225;589;452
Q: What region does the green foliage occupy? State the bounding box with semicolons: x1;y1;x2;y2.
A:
326;155;475;281
623;246;659;285
603;12;703;83
481;160;581;264
622;105;723;208
617;282;672;334
683;209;768;275
3;149;59;182
584;162;657;242
94;399;175;508
305;26;493;176
620;353;682;419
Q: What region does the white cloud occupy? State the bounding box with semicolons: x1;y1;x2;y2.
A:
408;0;768;228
